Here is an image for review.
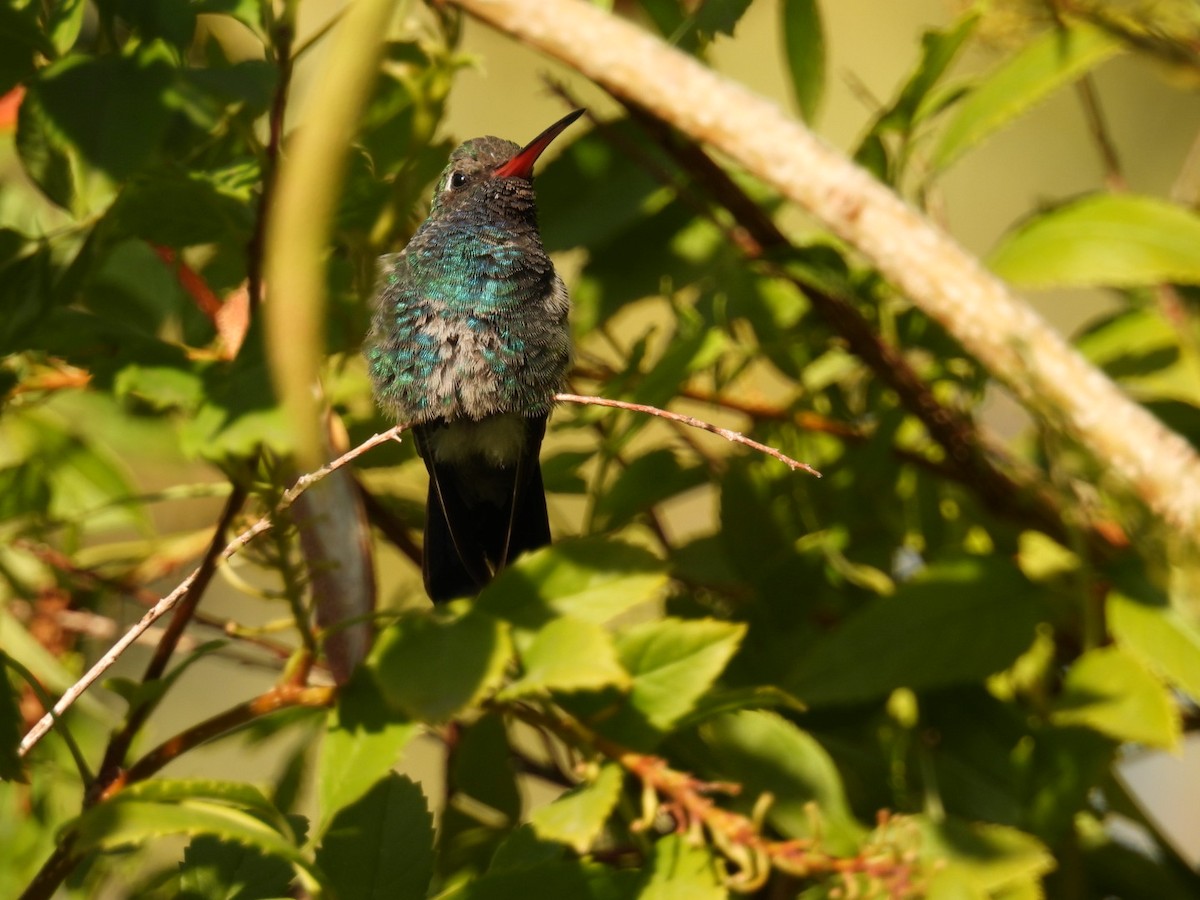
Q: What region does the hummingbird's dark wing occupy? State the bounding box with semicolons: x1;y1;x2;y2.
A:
415;416;551;603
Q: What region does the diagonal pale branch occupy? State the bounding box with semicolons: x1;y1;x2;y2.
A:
450;0;1200;538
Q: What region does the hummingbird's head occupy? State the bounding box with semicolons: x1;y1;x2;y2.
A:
430;109;585;222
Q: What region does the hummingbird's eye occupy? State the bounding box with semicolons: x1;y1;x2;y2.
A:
448;171;468;190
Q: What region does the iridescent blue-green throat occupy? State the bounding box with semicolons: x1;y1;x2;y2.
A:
365;109;583;602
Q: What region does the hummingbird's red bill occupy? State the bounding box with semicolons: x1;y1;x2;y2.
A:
493;108;586;180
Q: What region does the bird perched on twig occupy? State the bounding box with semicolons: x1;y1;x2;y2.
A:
366;109;583;602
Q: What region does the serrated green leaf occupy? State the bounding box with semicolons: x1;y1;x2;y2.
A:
316;773;434;900
699;710;864;854
179;834;295;900
788;558;1044;706
318;673;418;833
1051;646;1180;749
530;764;622;854
371;608;512;723
476;537;666;631
1108;589;1200;704
781;0;825;123
617;618;746;730
637;834;725;899
919;817;1054;895
931;21;1121;171
990;195;1200;288
499;618;629;701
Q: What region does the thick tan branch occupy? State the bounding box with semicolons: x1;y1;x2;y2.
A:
451;0;1200;537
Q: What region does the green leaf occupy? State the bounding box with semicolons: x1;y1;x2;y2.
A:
692;0;752;40
476;537;666;631
1051;646;1180;750
616;618;746;731
788;558;1044;706
0;654;24;782
498;618;630;701
931;21;1121;171
1108;589;1200;704
875;14;977;136
672;685;806;731
451;712;520;822
918;817;1054;896
16;82;79;211
179;834;295;900
637;834;725;899
530;764;623;854
72;799;311;874
371;608;512;723
109;165;257;248
316;773;434;900
45;0;87;56
990;195;1200;288
114;780;293;836
115;0;197;48
318;672;418;833
31;44;178;181
781;0;825;122
489;825;566;873
698;710;864;853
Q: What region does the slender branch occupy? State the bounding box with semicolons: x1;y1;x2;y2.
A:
113;684;335;795
89;484;249;795
17;426;406;758
555;393;820;477
451;0;1200;537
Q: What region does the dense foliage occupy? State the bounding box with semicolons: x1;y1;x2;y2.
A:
2;1;1200;898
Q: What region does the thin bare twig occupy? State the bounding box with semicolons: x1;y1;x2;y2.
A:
17;426;406;758
556;393;820;477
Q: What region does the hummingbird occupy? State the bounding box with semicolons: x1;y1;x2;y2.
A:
366;109;583;602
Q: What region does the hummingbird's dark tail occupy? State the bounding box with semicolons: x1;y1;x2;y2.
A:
415;418;551;603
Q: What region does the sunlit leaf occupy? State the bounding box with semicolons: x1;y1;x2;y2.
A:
918;817;1054;896
498;617;629;701
637;834;725;899
1108;589;1200;704
72;800;311;875
990;195;1200;288
1051;646;1180;750
318;673;418;833
616;618;746;730
477;537;666;631
530;764;622;853
931;21;1121;170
